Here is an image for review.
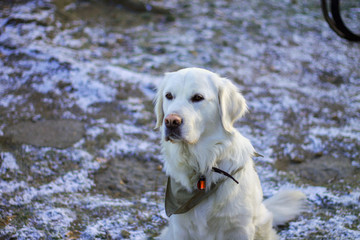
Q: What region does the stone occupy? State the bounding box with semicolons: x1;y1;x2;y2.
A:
4;120;85;149
288;156;354;185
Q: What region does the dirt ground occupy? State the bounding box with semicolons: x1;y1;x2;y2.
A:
1;0;360;239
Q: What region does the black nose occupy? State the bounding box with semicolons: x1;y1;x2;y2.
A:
165;114;182;128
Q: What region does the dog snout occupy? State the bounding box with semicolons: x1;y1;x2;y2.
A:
165;114;182;128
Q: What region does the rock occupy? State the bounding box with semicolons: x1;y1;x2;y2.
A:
113;0;173;15
318;70;345;86
88;102;130;123
94;156;166;197
4;120;85;149
290;155;305;163
287;156;354;185
121;230;130;238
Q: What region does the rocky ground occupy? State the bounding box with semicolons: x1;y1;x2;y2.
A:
0;0;360;239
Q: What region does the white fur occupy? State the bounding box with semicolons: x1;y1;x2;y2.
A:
154;68;306;240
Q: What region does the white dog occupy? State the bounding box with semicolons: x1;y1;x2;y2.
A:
154;68;306;240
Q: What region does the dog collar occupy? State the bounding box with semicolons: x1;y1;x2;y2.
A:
164;152;263;217
197;167;239;190
165;166;243;217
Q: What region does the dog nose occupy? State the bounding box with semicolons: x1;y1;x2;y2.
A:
165;114;182;128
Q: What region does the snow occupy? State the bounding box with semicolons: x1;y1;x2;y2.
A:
0;0;359;238
8;170;94;205
0;180;27;195
282;215;360;239
37;208;76;231
0;152;19;174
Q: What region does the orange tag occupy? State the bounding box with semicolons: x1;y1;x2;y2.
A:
197;176;206;190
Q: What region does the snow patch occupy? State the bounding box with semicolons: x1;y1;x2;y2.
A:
0;152;19;174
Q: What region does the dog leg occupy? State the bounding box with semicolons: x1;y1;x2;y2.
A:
160;216;193;240
222;224;255;240
254;220;279;240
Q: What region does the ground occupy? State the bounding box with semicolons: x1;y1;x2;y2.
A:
0;0;360;239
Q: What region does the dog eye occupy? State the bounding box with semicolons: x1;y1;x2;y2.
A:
165;92;173;100
191;94;204;103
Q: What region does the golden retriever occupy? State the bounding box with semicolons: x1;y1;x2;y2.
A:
154;68;306;240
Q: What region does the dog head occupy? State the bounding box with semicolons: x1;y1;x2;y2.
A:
154;68;247;144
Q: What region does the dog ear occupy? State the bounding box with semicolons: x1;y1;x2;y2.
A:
154;84;164;130
218;78;248;133
154;73;172;130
